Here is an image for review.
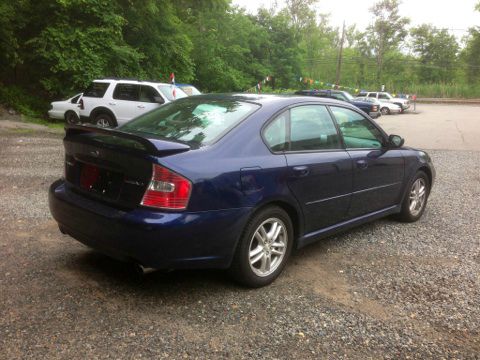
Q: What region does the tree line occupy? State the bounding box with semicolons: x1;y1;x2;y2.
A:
0;0;479;116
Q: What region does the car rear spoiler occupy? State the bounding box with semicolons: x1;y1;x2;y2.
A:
65;124;191;156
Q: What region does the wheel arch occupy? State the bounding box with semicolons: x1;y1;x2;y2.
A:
90;107;117;125
64;110;79;122
248;198;304;249
418;166;432;188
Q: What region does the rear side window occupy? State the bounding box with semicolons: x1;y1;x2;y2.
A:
264;112;288;152
290;105;341;151
113;84;140;101
119;98;259;147
368;93;377;98
378;93;390;100
71;94;82;103
83;82;109;98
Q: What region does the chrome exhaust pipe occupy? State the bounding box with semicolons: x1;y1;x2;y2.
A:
134;264;157;276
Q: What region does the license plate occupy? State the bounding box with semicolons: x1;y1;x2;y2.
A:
80;163;100;190
79;163;123;199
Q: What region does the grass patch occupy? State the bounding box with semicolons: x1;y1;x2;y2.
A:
23;116;64;129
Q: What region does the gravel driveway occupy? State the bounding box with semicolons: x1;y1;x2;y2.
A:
0;127;479;359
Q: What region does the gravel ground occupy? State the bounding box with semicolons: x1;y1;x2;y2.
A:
0;128;479;359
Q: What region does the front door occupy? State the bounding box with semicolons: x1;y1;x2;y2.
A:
329;106;404;218
137;85;163;116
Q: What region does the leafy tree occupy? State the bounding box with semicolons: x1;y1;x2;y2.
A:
410;25;459;83
22;0;143;95
462;28;480;84
461;2;480;83
366;0;410;82
119;0;194;83
255;8;303;88
285;0;318;40
0;0;28;82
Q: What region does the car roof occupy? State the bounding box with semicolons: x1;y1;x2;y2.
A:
185;93;356;108
93;79;173;86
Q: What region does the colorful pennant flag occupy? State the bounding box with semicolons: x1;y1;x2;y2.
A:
170;72;176;99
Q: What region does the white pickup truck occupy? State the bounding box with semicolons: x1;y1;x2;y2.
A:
357;91;410;112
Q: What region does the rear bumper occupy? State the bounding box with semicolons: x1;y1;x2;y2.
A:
49;180;252;269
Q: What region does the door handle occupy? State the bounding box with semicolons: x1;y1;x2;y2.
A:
292;166;310;177
108;102;116;106
356;159;368;169
137;105;145;109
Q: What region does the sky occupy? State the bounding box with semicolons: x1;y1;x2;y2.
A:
232;0;480;39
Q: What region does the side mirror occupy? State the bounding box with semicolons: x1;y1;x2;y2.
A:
154;96;165;104
388;134;404;148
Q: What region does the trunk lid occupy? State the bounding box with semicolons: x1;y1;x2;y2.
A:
63;125;190;209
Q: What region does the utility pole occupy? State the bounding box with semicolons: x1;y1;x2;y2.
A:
335;21;346;89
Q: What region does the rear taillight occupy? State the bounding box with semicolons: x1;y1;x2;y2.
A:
79;98;84;110
372;105;378;112
141;164;192;210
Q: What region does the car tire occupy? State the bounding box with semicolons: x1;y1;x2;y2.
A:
229;206;293;287
396;171;430;223
65;111;80;125
380;107;390;115
94;113;116;128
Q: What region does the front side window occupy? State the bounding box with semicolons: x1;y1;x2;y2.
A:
119;98;259;147
330;106;384;149
378;93;390;100
367;93;377;98
139;86;160;103
113;84;140;101
289;105;341;151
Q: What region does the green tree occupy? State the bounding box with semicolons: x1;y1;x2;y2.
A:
119;0;194;83
461;2;480;83
22;0;143;95
366;0;410;83
410;25;459;83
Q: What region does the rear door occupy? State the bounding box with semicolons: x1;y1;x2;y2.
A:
112;83;141;122
329;106;404;218
281;105;353;232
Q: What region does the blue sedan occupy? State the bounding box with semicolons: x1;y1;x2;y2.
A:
49;94;435;287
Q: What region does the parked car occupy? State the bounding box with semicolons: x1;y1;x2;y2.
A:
49;94;435;287
48;93;83;124
176;83;202;96
355;96;402;115
79;79;188;127
295;89;381;118
357;91;410;112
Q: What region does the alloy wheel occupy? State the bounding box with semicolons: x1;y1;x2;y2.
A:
248;218;288;277
409;178;427;216
96;118;110;128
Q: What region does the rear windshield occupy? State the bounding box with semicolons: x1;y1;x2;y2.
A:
119;98;260;146
83;82;110;98
157;85;188;101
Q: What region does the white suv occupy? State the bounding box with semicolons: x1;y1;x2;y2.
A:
79;79;188;127
357;91;410;112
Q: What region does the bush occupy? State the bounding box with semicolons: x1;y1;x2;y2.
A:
0;85;50;118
